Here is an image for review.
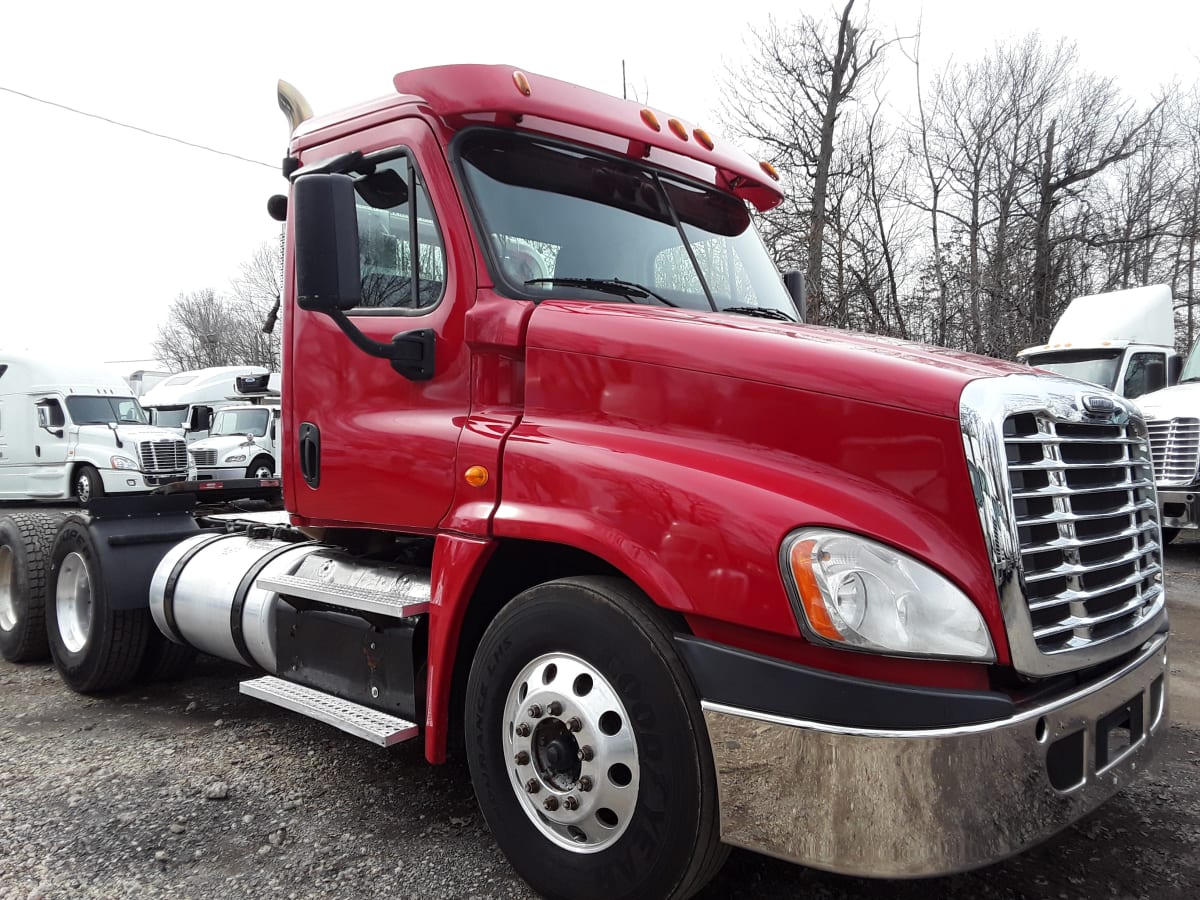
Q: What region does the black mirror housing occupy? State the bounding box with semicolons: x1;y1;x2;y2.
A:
783;269;806;323
293;173;362;312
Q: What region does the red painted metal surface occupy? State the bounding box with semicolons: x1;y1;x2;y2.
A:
492;301;1013;679
425;533;495;763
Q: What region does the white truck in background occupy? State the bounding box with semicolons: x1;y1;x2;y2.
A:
1018;284;1179;399
187;373;281;480
0;354;189;502
139;366;270;443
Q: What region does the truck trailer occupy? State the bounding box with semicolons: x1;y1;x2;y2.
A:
0;65;1170;900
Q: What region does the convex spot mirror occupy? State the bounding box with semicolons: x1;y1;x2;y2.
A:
36;401;64;435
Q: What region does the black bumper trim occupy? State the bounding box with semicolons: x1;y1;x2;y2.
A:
675;635;1013;729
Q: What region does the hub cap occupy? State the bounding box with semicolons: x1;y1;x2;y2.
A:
0;546;15;632
504;653;640;853
76;474;91;502
56;552;93;654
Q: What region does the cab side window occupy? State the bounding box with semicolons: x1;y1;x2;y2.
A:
354;155;446;311
1123;352;1166;399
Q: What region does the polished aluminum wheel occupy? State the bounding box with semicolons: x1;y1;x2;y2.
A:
56;551;93;654
504;652;640;853
0;546;15;632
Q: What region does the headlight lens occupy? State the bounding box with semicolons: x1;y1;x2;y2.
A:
223;453;248;464
781;528;995;661
110;455;140;471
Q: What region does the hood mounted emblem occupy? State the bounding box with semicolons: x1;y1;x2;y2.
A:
1081;394;1118;418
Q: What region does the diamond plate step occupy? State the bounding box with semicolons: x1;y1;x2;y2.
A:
256;573;430;618
240;676;418;747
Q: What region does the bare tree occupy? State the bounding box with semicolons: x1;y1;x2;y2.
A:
721;1;896;324
152;242;284;371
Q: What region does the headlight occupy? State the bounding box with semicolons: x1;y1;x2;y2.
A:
110;456;140;471
223;453;248;464
780;528;995;662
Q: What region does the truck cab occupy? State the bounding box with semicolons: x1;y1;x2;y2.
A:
140;365;270;442
1018;284;1180;399
187;379;280;480
0;354;188;501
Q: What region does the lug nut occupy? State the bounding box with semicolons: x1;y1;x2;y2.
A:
515;722;531;737
578;745;594;762
578;776;594;792
567;717;583;732
514;751;530;766
525;779;540;794
527;704;544;719
563;795;580;811
543;796;560;812
547;701;563;716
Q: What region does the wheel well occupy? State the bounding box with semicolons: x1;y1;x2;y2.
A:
444;539;690;756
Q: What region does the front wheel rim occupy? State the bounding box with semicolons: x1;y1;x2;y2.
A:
504;653;641;853
0;545;16;632
77;475;91;502
56;551;93;654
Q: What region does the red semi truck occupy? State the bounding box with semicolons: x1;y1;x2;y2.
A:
0;65;1170;899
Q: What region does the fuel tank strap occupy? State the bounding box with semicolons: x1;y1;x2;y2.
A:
230;541;317;669
160;532;242;646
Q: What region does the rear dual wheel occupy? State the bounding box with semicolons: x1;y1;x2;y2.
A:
466;576;727;900
0;512;64;662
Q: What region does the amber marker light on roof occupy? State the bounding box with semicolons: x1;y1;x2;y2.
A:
668;118;689;140
693;128;714;150
640;108;661;131
759;160;780;181
464;466;490;487
789;540;844;642
512;71;532;96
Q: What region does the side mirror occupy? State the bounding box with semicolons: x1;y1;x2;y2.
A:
269;418;278;442
36;402;65;437
293;173;362;312
187;405;213;433
783;269;806;323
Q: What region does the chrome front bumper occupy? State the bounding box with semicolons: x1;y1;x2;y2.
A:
702;632;1169;878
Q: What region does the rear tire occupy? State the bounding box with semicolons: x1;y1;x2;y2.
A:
74;465;104;503
0;512;64;662
466;576;727;900
47;517;149;692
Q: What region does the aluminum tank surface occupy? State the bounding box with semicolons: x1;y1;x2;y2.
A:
149;533;324;671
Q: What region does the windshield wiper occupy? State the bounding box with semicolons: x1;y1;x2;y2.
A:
525;277;677;307
721;306;797;322
1179;376;1200;384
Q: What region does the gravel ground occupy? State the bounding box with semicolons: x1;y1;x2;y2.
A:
2;545;1199;900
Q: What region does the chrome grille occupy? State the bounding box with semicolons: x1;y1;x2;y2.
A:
961;375;1167;677
1004;412;1161;656
190;449;218;467
1145;417;1200;486
138;439;188;474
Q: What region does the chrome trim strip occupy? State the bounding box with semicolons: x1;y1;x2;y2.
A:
960;374;1167;677
702;633;1169;878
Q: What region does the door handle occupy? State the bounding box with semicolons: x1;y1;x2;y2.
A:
298;422;321;489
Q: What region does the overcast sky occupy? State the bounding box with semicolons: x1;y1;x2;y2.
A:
2;0;1196;374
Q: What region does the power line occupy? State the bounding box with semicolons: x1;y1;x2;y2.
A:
0;84;277;171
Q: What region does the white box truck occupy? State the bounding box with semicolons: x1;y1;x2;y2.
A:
186;373;281;480
1018;284;1179;399
139;366;269;442
0;354;189;502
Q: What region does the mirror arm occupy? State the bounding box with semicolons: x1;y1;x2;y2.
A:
324;309;435;381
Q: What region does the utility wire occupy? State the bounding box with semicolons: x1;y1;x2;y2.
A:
0;84;277;170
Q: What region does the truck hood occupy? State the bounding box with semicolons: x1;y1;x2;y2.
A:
78;425;182;444
526;303;1028;418
189;435;259;454
1133;380;1200;420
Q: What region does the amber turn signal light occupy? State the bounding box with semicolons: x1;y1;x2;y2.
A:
789;540;844;642
512;71;532;97
464;466;490;487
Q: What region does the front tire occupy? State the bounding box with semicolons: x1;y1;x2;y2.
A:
466;576;727;900
0;512;64;662
74;465;104;503
47;517;149;692
246;456;275;479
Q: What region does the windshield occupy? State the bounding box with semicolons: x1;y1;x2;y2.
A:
457;130;797;319
148;405;188;428
1025;350;1124;390
1179;342;1200;382
65;396;148;426
211;407;270;437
